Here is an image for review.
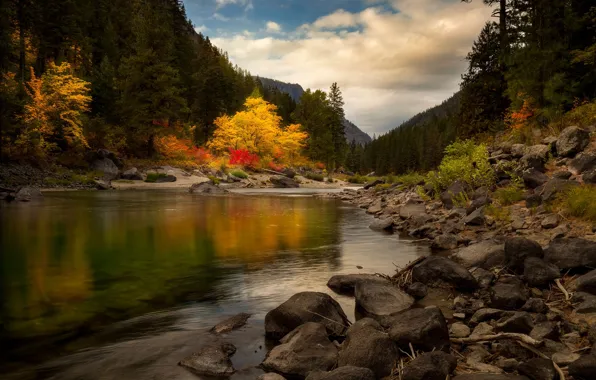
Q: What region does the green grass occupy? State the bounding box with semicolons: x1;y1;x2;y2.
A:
565;185;596;222
207;175;221;185
393;173;425;187
347;174;368;184
486;204;511;224
305;172;324;182
145;173;168;183
230;169;248;179
493;185;525;206
43;171;100;187
374;183;393;191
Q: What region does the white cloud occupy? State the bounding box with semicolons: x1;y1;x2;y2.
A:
212;13;230;22
194;25;209;34
215;0;251;10
212;0;492;135
265;21;282;33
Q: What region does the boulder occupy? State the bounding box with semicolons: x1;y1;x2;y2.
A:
369;218;393;231
155;174;176;183
544;238;596;270
412;256;478;290
95;180;111;190
283;168;296;179
568;354;596;380
553;170;572;179
491;277;528;310
402;351;457;380
258;374;287;380
13;187;43;201
92;158;119;180
556;126;590;158
583;169;596;184
471;267;496;289
179;342;236;377
363;179;384;190
265;292;349;340
520;145;550;172
452;240;505;269
189;181;228;194
431;234;458;250
270;176;299;188
511;144;527;158
504;237;543;272
541;214;559;229
496;312;534;334
453;375;530;380
211;313;251;334
577;269;596;295
305;366;375;380
523;257;560;288
262;323;338;379
522;169;549;189
464;207;486;226
569;152;596;174
121;167;144;181
517;358;558;380
354;281;414;320
337;318;399;378
441;181;467;209
406;282;428;299
399;203;426;219
326;274;389;296
538;178;579;202
385;307;450;352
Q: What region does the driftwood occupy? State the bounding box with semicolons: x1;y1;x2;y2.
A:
262;168;287;176
393;256;426;278
451;333;542;347
555;278;571;301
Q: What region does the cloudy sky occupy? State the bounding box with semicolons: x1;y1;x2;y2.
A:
182;0;493;136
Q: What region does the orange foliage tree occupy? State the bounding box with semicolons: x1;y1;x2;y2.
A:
507;96;535;130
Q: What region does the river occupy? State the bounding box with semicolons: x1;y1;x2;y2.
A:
0;189;429;379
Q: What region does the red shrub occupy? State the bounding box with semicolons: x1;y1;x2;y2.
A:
268;161;284;172
229;149;260;168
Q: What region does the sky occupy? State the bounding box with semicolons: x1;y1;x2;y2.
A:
182;0;493;136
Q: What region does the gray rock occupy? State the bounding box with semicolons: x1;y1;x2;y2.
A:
121;167;144;180
556;126;590;157
179;342;236;377
270;176;299;188
262;323;338;379
369;217;393;231
189;181;228;194
470;308;511;325
511;144;527;158
155;174;176;183
406;282;428;299
517;358;558;380
363;179;384;190
95;180;111;190
471;322;495;337
464;207;486;225
450;322;471;338
551;224;569;239
521;298;548;314
538;178;579;202
402;351;457;380
385;307;450;352
354;281;414;320
577;269;596;295
327;274;389;296
399;203;426;219
211;313;251;334
504;237;543;272
544;238;596;270
552;351;581;366
366;201;382;214
412;256;478;290
441;181;467;209
337;318;399;378
569;152;596;174
583;169;596;184
453;374;530;380
452;240;505;269
523;257;560;288
523;169;549;189
14;186;43;201
491;277;528;310
257;373;287;380
573;292;596;313
496;312;534;334
530;321;559;341
92;157;119;180
553;170;572;179
541;214;559;229
568;354;596;380
305;366;375;380
525;194;542;208
265;292;349;340
468;195;492;214
471;267;496;288
432;234;458;250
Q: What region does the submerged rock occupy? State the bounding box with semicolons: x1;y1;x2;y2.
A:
179;342;236;377
211;313;251;334
369;218;393;231
354;281;414;320
13;186;43;201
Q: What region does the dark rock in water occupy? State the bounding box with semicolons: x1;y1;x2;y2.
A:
568;354;596;380
431;234;458;250
491;277;528;310
471;267;495;289
337;318;399;378
265;292;349;340
441;181;467;209
504;237;543;272
569;152;596;174
412;256;478;290
406;282;428;299
530;321;559;341
155;174;176;183
538;178;579;202
517;358;558;380
452;240;505;269
305;366;375;380
14;186;43;201
257;373;287;380
577;269;596;295
402;351;457;380
521;298;548;314
453;375;530;380
354;281;414;320
464;207;486;225
496;312;534;334
95;180;111;190
523;257;559;288
92;157;119;180
553;170;572;180
523;169;549;189
544;238;596;270
262;322;338;379
121;167;144;181
369;218;393;231
189;181;228;194
556;126;590;158
211;313;251;334
179;342;236;377
270;176;299;188
327;274;389;296
385;307;450;352
363;179;384;190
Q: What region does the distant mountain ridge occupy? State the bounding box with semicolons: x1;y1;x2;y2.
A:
256;77;372;145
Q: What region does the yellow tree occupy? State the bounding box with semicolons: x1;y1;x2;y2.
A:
20;62;91;155
277;123;308;166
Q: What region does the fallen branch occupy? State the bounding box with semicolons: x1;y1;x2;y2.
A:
262;168;287;176
451;333;542;347
393;256;426;278
518;341;566;379
555;278;570;301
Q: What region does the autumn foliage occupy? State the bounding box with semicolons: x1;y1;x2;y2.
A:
507;96;535;130
229;149;260;168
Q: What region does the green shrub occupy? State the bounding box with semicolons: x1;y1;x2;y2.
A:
565;185;596;222
494;184;525;206
145;173;167;183
347;174;367;184
560;100;596;128
374;183;392;191
230;169;248;179
486;204;511;224
306;172;324;182
207;175;221;185
327;176;334;183
394;172;425;187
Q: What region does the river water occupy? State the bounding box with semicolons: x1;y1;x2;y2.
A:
0;189;429;379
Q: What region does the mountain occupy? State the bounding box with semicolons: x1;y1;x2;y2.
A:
256;77;372;145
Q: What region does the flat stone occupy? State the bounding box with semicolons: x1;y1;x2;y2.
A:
452;240;505;269
354;281;414;320
412;256;478;290
518;358;558;380
179;342;236;377
544;238;596;270
471;322;495;338
327;274;389;296
450;322;471;338
385;307;450;352
491;277;529;310
541;214;559;229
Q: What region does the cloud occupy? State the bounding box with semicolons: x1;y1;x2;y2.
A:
194;25;209;34
212;13;230;22
215;0;251;10
212;0;492;135
265;21;282;33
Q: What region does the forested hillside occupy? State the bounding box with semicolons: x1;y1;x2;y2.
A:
356;0;596;175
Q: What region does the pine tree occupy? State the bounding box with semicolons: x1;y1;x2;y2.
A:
328;82;347;169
